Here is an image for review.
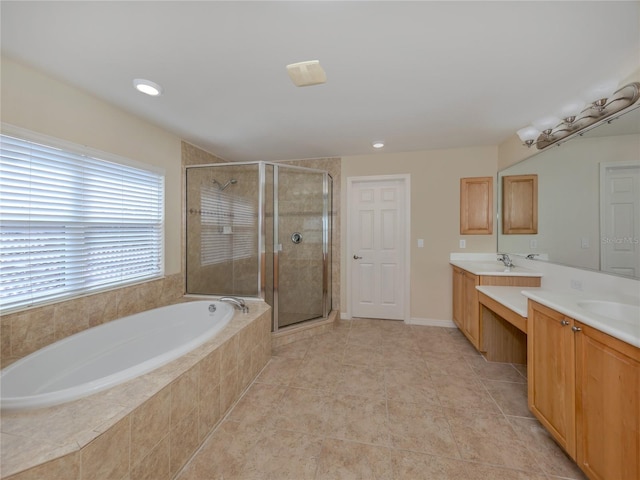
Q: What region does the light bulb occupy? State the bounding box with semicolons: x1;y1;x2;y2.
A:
133;79;163;96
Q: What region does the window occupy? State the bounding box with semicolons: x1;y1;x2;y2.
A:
0;128;164;312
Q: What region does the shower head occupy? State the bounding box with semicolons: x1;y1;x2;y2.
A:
221;179;237;191
213;178;238;191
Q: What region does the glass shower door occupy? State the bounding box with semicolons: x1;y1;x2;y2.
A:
186;164;260;297
276;167;326;328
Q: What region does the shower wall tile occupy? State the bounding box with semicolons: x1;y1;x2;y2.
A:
181;141;226;167
1;273;185;367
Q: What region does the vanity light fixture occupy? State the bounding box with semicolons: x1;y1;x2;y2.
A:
133;78;163;96
516;81;640;150
372;141;385;149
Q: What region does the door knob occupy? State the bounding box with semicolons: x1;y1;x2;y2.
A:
353;254;362;260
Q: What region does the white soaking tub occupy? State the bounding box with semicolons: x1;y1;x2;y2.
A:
1;300;234;411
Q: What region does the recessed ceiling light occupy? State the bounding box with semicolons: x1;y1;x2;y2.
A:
286;60;327;87
133;78;163;96
372;141;385;149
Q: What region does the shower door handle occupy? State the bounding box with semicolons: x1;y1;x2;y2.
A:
353;254;362;260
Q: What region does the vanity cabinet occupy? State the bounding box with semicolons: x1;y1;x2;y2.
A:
527;301;576;454
451;266;540;351
528;300;639;480
451;266;481;349
452;266;464;329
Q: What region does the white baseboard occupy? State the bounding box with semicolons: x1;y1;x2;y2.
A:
406;317;457;328
340;313;456;329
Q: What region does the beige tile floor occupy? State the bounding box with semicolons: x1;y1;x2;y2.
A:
176;318;587;480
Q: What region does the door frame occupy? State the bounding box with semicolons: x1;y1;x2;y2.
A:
346;174;411;322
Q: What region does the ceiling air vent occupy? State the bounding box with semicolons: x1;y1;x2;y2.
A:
286;60;327;87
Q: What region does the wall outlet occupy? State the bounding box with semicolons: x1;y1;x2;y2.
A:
581;237;590;249
529;239;538;249
417;238;424;248
459;239;466;249
570;279;583;291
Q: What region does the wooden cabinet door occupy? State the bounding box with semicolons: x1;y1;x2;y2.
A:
575;322;640;480
527;301;576;457
502;174;538;234
460;177;493;235
452;266;463;330
462;271;480;349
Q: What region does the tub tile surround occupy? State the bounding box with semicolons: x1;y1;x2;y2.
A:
0;300;272;480
1;273;185;368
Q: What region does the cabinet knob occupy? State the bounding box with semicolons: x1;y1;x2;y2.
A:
560;320;570;326
571;326;582;333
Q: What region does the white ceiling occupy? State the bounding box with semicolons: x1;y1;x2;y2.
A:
2;1;639;162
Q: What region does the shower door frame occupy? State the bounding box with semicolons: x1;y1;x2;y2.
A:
272;163;332;331
184;161;332;332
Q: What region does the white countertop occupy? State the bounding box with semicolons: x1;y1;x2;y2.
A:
450;260;544;277
522;289;640;348
476;286;541;318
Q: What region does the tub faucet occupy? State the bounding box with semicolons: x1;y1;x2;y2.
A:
497;253;514;268
220;296;249;313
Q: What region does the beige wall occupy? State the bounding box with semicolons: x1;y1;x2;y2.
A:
1;56;183;274
341;146;498;322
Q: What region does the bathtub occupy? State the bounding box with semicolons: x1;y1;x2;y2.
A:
0;300;234;411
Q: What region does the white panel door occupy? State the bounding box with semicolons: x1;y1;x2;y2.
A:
600;162;640;277
350;178;405;320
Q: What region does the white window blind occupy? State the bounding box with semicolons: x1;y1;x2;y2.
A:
200;186;256;266
0;131;164;312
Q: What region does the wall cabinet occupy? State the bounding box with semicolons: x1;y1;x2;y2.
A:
451;266;540;351
502;174;538;234
460;177;493;235
528;300;639;480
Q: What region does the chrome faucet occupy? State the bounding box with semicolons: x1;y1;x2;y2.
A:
497;253;514;268
220;296;249;313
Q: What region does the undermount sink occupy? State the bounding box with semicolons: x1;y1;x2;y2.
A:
576;300;640;324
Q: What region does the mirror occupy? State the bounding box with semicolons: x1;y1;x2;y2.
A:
498;106;640;279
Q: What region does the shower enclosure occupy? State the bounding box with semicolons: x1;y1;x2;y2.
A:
186;162;332;331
